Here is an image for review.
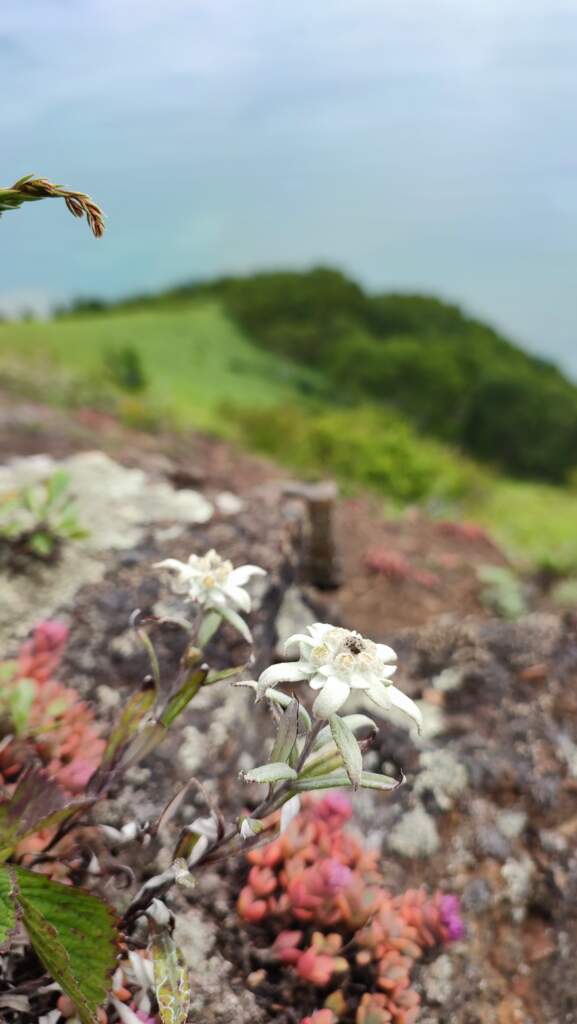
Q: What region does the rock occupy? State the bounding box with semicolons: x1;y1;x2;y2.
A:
461;878;494;914
422;953;454;1004
388;805;441;858
175;908;264;1024
414;749;468;810
274;584;317;653
496;810;527;841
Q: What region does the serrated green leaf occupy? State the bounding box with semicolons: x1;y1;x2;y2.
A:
270;699;299;765
242;762;298;784
11;865;118;1024
329;714;362;790
0;865;17;947
152;930;191;1024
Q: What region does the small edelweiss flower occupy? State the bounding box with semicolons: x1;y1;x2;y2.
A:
257;622;421;727
154;548;265;641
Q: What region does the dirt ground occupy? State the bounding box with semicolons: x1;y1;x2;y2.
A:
1;392;577;1024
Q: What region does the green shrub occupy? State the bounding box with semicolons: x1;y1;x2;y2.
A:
477;565;527;619
103;345;148;393
226;401;484;505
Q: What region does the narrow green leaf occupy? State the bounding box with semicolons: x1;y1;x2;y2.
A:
242;762;298;784
358;770;402;792
235;681;312;731
11;866;118;1024
0;865;17;947
197;610;222;648
270;699;299;765
293;769;400;793
329;714;362;790
97;683;156;772
160;667;208;727
152;930;191;1024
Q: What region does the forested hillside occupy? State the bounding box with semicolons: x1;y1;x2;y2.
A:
68;267;577;484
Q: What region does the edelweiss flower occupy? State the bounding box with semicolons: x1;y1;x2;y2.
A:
257;622;421;727
154;549;265;641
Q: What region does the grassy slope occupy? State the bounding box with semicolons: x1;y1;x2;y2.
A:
0;302;320;431
1;301;577;571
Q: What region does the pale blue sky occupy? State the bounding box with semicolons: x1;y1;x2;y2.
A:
1;0;576;375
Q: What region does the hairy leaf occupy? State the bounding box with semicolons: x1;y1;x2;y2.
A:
11;865;118;1024
292;768;401;793
242;762;297;784
315;714;377;749
329;714;362;789
152;930;191;1024
270;699;299;765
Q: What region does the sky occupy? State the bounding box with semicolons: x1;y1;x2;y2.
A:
1;0;577;376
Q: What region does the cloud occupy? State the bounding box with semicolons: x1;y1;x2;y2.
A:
1;0;576;375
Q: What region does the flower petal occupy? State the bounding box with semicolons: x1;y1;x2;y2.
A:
312;679;351;719
256;661;310;700
280;795;301;833
228;565;266;586
218;604;252;643
224;584;252;613
386;684;423;731
376;643;397;664
366;681;422;732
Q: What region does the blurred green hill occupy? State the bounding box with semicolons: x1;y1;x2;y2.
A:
1;267;577;571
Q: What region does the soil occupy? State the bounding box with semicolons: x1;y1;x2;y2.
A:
1;390;577;1024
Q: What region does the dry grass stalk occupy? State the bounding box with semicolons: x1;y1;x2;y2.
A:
0;174;105;237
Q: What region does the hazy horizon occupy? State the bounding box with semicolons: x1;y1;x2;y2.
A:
2;0;577;378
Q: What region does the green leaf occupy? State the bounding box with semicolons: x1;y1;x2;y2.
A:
292;769;401;793
299;742;343;778
28;531;54;557
242;762;298;784
197;610;222;648
315;714;377;749
0;865;17;947
8;677;36;736
10;865;118;1024
329;714;362;790
97;683;156;773
45;470;70;507
152;930;191;1024
270;699;299;765
235;681;312;732
160;667;208;727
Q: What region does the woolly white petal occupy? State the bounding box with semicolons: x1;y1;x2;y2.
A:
219;604;252;643
386;684;422;731
258;661;310;688
228;564;266;586
224;584;252;613
280;795;301;833
285;632;317;651
312;679;351;719
154;558;189;573
309;672;327;690
376;643;397;664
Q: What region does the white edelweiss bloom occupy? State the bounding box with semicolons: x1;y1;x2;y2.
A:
257;622;421;729
154;548;266;641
